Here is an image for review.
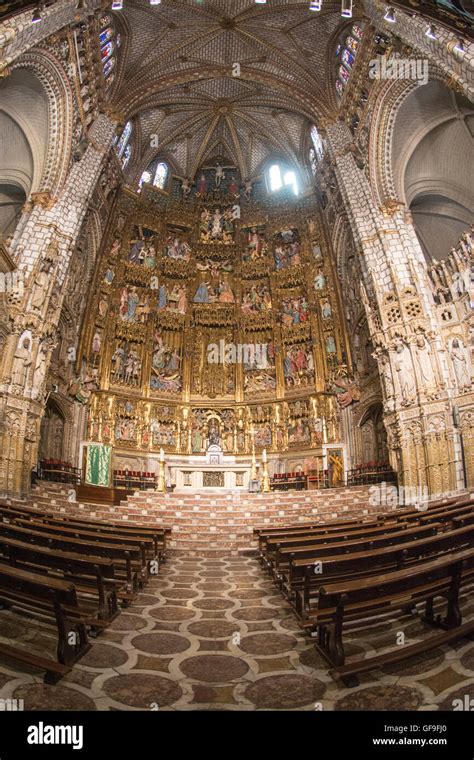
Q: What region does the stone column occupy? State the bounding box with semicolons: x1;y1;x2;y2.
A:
325;121;468;496
0;0;101;76
363;0;474;101
0;114;117;497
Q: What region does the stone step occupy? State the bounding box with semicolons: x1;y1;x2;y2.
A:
27;481;388;557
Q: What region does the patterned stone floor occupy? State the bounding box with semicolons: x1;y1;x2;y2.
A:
0;557;473;710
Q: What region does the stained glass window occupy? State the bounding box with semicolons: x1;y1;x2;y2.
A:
122;144;132;170
99;13;119;88
309;148;317;176
310;125;324;159
153;162;168;189
341;48;355;68
267;164;298;195
338;65;350;83
103;58;115;79
99;28;113;45
105;73;115;89
101;42;114;62
284;171;298;195
116;121;132;158
269;165;282;191
345;35;359;52
335;23;365;96
138;170;152;191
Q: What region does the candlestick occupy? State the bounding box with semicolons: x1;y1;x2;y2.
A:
251;445;257;481
262;448;267;463
156;459;166;493
160;447;164;463
262;458;270;493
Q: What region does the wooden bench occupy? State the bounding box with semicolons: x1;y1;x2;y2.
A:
0;564;90;683
0;536;119;624
295;522;474;618
256;516;386;557
0;501;171;558
5;515;162;572
420;502;474;526
0;520;143;594
283;522;439;593
266;520;417;580
312;547;474;685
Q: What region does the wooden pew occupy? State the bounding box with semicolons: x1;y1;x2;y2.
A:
266;520;416;579
0;536;119;624
311;547;474;685
5;515;162;572
0;501;171;558
0;564;90;683
283;522;440;591
254;494;472;553
258;522;370;560
419;502;474;526
0;520;143;594
295;522;474;618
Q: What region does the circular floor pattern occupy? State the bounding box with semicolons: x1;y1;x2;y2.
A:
13;684;97;711
103;673;182;708
149;605;197;621
132;632;192;655
238;632;297;656
179;654;249;683
1;556;473;711
335;685;424;711
187;620;239;639
244;674;325;709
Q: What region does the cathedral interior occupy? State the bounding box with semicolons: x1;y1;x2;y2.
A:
0;0;473;721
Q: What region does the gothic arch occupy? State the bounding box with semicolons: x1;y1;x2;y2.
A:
367;67;449;205
11;48;74;196
353;399;388;465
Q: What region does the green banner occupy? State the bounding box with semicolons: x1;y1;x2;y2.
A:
85;444;111;487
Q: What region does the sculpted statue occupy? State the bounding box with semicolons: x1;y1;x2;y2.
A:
415;335;437;392
208;420;220;447
215;164;225;188
450;338;471;390
11;336;32;387
379;353;394;399
394;340;416;404
333;376;361;408
329;453;344;486
31;344;48;400
181;177;191;198
29;261;52;311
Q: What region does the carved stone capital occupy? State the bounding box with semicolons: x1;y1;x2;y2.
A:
379;199;406;217
31;192;57;210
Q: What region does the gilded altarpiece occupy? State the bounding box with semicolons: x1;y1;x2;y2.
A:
78;190;352;456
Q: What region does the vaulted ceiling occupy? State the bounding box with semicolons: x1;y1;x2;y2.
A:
109;0;352;181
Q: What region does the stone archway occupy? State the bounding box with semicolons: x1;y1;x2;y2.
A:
39;397;66;461
357;402;388;465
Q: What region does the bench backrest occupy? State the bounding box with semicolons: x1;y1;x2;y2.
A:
318;547;474;609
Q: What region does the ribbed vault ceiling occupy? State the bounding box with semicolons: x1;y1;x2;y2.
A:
110;0;349;180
